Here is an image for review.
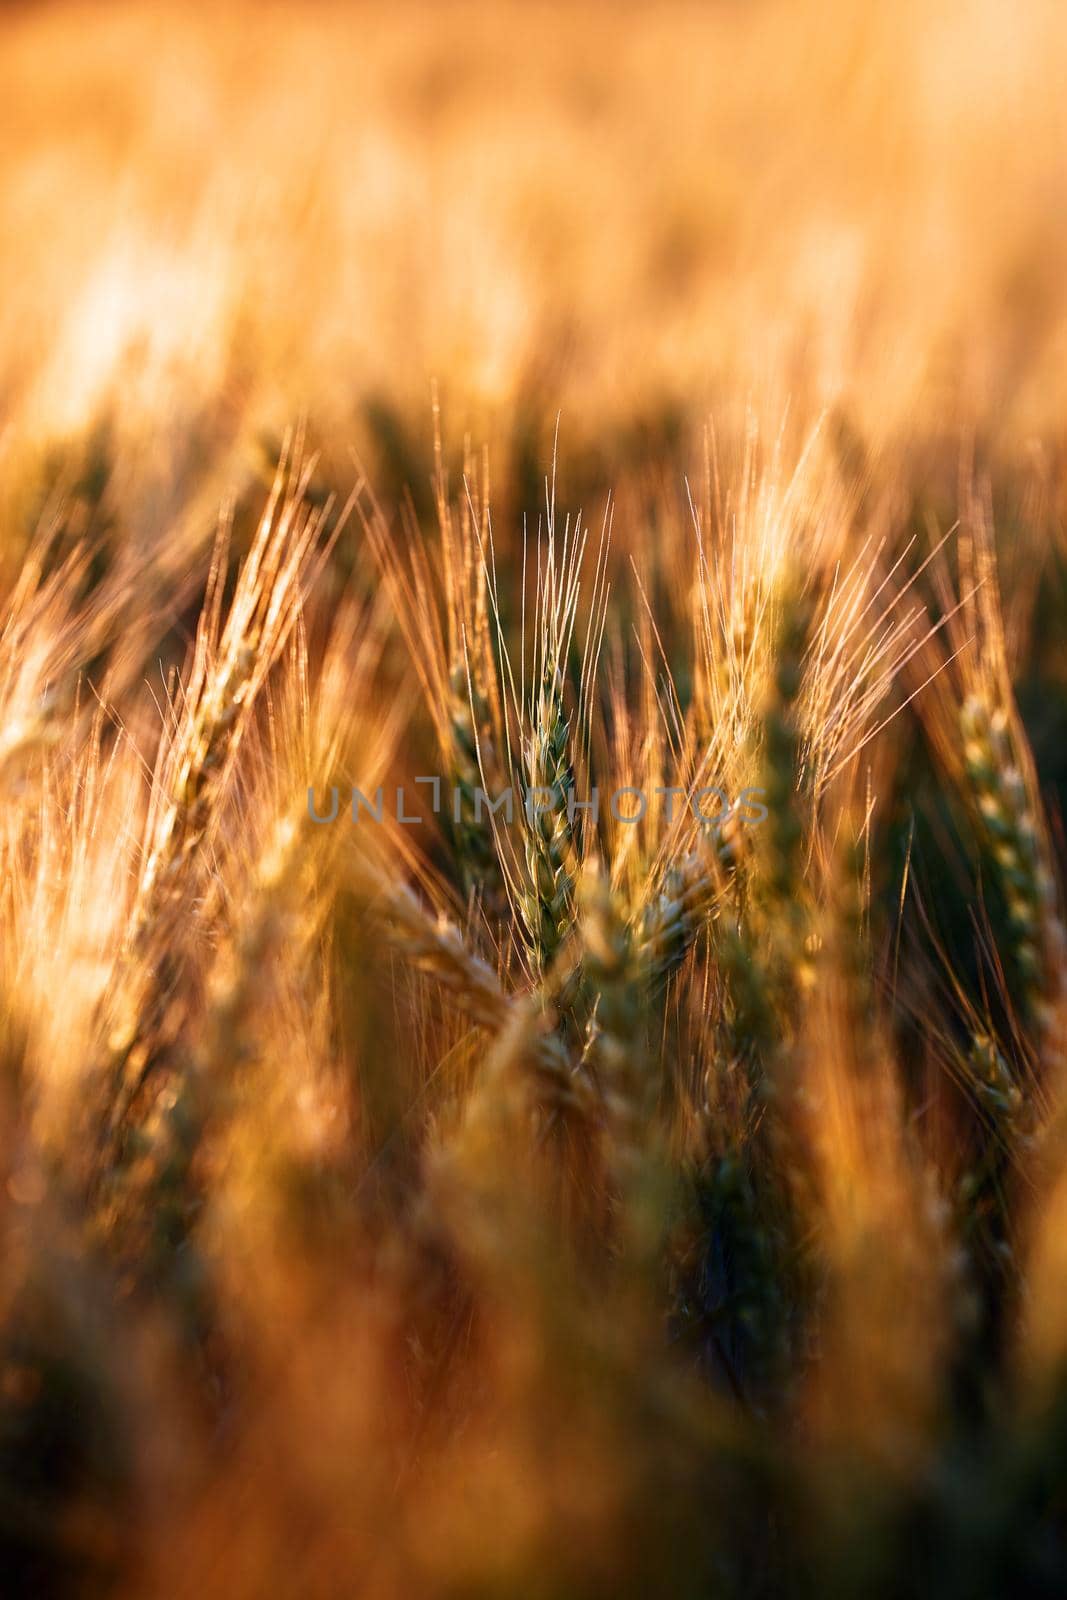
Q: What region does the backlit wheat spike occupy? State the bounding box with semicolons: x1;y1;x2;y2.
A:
960;690;1067;1034
638;833;732;991
132;458;331;945
716;583;816;1095
760;584;811;913
91;459;332;1178
361;422;508;905
519;663;576;973
957;1030;1032;1278
580;863;646;1148
94;808;314;1328
580;860;679;1257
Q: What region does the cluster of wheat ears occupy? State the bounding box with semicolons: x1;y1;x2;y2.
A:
1;405;1067;1596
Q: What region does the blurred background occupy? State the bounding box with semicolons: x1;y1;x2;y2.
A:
3;0;1067;548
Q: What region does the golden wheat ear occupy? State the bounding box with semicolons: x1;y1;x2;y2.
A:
84;455;337;1221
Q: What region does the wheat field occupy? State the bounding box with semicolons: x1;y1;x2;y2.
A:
4;1;1067;1595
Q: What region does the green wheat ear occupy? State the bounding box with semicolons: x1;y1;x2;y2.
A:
581;865;644;1116
638;828;735;993
960;690;1067;1035
579;862;672;1256
720;582;815;1088
760;587;811;923
698;585;817;1388
519;664;576;976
